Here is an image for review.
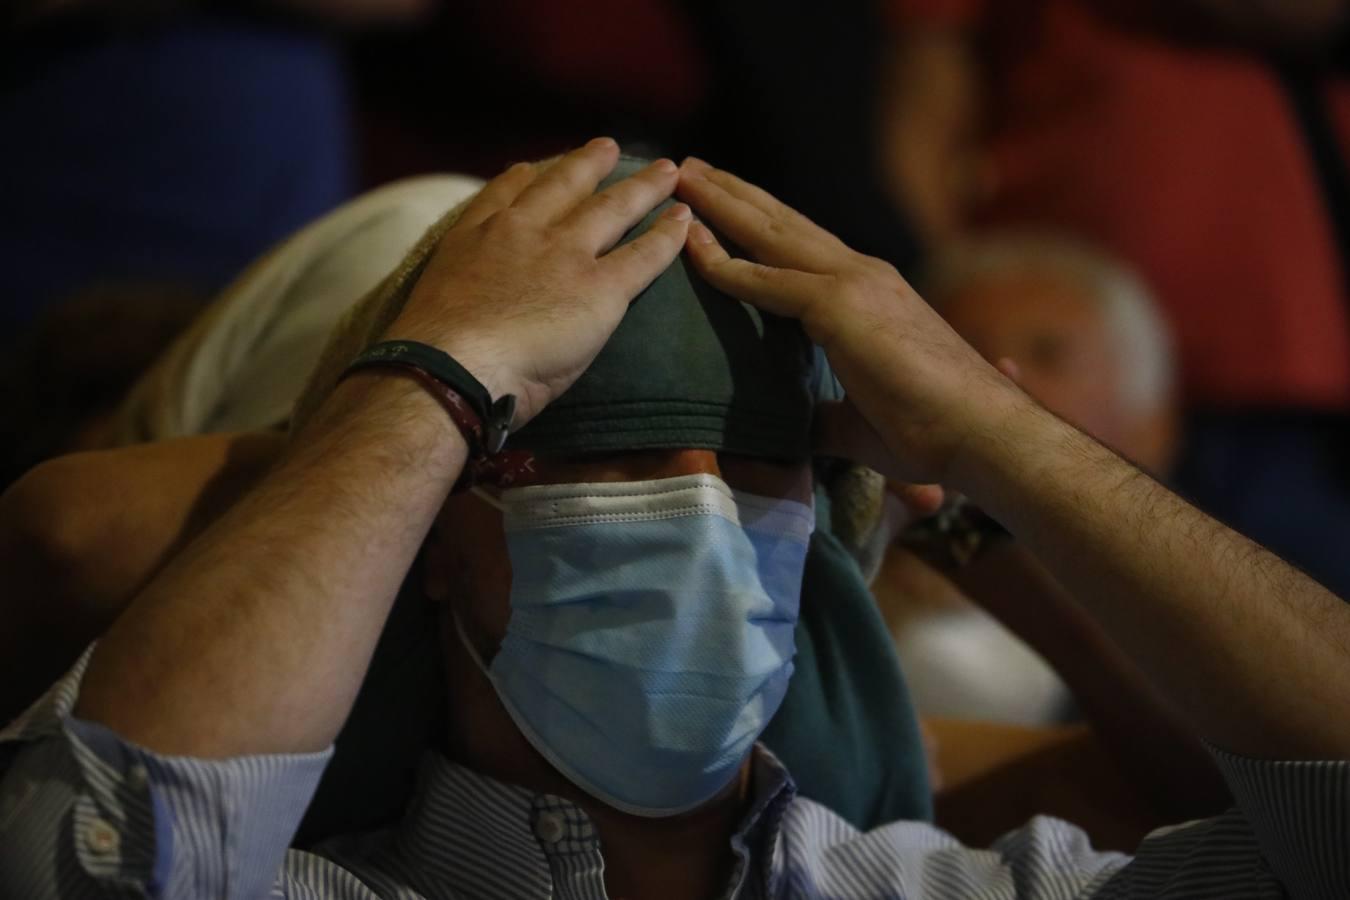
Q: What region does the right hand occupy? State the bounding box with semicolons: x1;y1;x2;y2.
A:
677;158;1030;486
383;139;692;427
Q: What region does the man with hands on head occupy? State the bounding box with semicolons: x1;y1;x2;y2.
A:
1;138;1347;899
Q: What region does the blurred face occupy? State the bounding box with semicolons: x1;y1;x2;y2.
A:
422;449;813;652
940;272;1131;452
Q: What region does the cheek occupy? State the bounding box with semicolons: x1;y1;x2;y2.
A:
442;545;511;625
428;498;515;644
470;550;514;642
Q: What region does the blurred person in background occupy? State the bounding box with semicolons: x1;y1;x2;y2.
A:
926;233;1178;475
879;0;1350;598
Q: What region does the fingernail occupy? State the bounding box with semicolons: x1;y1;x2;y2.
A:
690;220;715;243
666;202;692;221
588;136;618;150
681;156;711;176
653;158;678;174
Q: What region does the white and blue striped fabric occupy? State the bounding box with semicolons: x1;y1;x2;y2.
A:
3;651;1347;899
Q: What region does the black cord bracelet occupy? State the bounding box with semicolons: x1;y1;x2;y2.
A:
344;340;517;453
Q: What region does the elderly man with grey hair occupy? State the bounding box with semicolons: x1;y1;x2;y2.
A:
925;232;1177;475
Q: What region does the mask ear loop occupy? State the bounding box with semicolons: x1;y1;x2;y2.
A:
450;605;494;677
470;485;507;513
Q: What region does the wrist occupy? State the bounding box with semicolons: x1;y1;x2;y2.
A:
376;324;517;409
943;389;1068;517
341;337;545;493
303;373;471;486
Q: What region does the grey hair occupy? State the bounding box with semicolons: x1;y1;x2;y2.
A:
923;232;1174;415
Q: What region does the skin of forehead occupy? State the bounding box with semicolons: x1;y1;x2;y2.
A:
515;448;814;503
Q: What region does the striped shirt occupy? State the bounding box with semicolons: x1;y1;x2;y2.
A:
2;651;1347;899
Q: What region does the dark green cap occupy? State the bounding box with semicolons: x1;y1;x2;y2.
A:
509;156;819;462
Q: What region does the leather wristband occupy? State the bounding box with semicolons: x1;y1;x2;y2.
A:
340;342;534;492
345;340;517;453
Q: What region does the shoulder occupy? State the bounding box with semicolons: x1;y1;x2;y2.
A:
778;798;1130;898
279;827;419;900
277;844;393;900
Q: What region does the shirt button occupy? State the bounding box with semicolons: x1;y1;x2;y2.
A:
534;811;566;845
127;765;149;790
84;818;120;856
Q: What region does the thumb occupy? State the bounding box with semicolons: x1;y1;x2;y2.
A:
887;480;946;519
994;356;1021;383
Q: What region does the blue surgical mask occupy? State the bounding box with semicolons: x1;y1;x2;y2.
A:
457;473;814;817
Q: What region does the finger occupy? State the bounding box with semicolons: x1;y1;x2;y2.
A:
564;158;680;253
596;202;692;301
676;158;844;272
886;481;946;518
511;137;621;220
683;220;830;320
995;356;1021;383
688;157;847;252
456;161;539;228
812;400;902;479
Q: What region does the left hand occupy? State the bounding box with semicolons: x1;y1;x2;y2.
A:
677;157;1026;486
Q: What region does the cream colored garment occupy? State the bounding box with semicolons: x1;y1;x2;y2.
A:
877;551;1070;725
110;175;484;443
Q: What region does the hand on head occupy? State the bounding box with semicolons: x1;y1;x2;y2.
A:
379;140;1023;495
381;139;692;427
676;157;1028;488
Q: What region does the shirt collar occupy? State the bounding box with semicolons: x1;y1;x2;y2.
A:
394;751;555;899
737;744;798;896
393;744;798;899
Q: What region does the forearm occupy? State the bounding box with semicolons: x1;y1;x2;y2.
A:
953;398;1350;759
955;543;1229;815
9;432;283;616
0;433;282;723
74;374;464;757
